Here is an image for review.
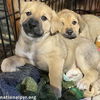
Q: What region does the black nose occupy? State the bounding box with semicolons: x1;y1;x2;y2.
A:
28;18;38;29
66;29;73;35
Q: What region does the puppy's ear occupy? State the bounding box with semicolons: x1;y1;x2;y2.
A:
77;14;85;32
76;14;87;33
76;14;89;37
50;11;63;35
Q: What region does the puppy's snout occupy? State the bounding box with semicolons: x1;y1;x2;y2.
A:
23;18;44;38
28;18;39;29
23;18;39;31
66;29;73;35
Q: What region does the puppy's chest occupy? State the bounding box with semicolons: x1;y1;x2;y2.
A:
25;50;35;60
16;45;36;61
22;46;47;63
24;46;37;60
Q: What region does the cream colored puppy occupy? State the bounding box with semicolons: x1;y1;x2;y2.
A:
58;9;100;97
1;1;63;97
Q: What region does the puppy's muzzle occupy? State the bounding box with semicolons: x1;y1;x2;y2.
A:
63;28;77;39
22;18;43;38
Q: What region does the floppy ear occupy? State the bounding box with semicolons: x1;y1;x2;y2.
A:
76;14;88;33
50;11;63;35
77;14;85;32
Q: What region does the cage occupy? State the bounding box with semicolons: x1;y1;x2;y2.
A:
0;0;100;63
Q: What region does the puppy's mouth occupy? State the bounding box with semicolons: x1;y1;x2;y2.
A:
23;27;44;38
63;33;77;39
22;18;44;38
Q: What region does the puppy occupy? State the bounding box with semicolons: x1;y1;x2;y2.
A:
1;1;100;98
1;1;63;98
58;9;100;43
58;9;100;97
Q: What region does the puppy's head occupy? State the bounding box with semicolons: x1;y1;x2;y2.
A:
58;9;85;39
20;1;62;39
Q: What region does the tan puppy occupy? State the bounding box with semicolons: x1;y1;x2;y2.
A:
58;9;100;97
58;9;100;43
1;1;63;97
1;1;100;98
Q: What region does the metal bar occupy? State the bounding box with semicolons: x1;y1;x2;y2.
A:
64;0;67;9
97;0;100;10
3;0;13;55
57;0;59;11
51;0;54;10
89;0;93;13
0;10;7;11
0;11;20;22
84;0;87;14
55;0;57;11
0;3;3;5
11;0;18;40
0;21;7;58
74;9;95;14
57;0;60;11
60;0;62;10
48;0;51;6
62;0;65;10
74;0;77;12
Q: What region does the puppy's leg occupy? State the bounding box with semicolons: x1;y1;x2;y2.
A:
47;57;64;98
75;46;99;91
84;81;100;97
1;55;29;72
76;67;98;91
84;75;100;97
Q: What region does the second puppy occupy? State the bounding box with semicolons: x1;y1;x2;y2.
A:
58;9;100;97
58;9;100;43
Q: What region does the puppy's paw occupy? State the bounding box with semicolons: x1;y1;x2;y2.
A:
84;83;100;97
77;78;90;90
1;58;19;72
52;86;62;98
84;89;94;97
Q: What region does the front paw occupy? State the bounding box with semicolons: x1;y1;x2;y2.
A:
1;58;19;72
77;78;90;90
52;86;61;98
84;83;100;97
84;89;94;97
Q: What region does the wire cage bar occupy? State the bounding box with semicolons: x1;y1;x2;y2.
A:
0;0;100;63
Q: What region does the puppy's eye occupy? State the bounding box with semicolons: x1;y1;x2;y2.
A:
72;21;77;25
26;11;32;16
41;16;48;21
